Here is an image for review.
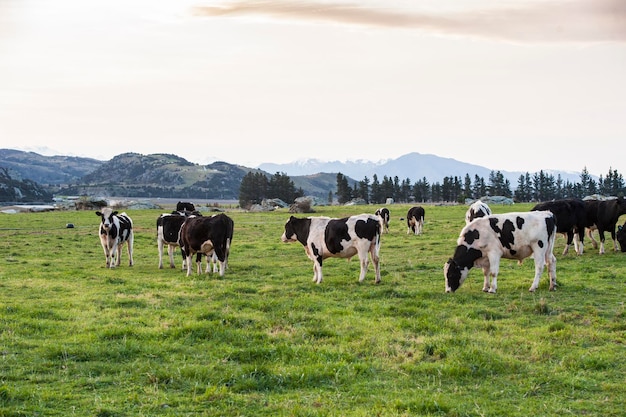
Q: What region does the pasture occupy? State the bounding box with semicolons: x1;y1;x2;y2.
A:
1;203;624;416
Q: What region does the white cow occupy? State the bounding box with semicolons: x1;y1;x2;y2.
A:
444;211;557;293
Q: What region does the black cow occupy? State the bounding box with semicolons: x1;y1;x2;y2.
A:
96;208;134;268
281;214;382;284
407;206;425;235
617;221;626;252
178;213;234;277
176;201;196;212
531;198;587;255
582;196;626;254
375;207;390;233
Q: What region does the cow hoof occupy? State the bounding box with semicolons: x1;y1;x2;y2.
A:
488;289;497;294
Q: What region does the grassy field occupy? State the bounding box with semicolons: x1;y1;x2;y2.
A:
1;203;624;416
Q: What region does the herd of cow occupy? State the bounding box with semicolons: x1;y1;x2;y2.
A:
95;196;626;294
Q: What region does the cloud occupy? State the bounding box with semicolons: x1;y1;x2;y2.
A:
192;0;626;44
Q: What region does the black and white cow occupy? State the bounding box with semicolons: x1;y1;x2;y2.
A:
375;207;390;233
444;211;557;293
616;221;626;252
176;201;196;212
406;206;425;235
531;198;587;255
157;210;201;269
465;200;491;224
582;197;626;254
96;208;134;268
281;214;382;284
197;213;234;274
178;213;234;277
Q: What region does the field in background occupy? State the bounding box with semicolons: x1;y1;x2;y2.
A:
1;203;624;416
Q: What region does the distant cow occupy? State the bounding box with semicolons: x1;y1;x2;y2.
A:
465;200;491;224
582;196;626;254
96;208;134;268
617;221;626;252
157;210;201;269
178;213;234;277
407;206;425;235
531;198;587;255
176;201;196;212
281;213;382;284
375;207;390;233
444;211;557;293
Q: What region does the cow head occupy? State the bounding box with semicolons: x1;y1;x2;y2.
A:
444;246;482;292
96;208;118;231
617;223;626;252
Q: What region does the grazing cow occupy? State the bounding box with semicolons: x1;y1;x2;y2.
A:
96;208;134;268
157;210;201;269
582;196;626;254
281;213;382;284
176;201;195;212
617;221;626;252
465;200;491;224
444;211;557;293
375;207;390;233
407;206;425;235
531;198;587;255
178;213;234;277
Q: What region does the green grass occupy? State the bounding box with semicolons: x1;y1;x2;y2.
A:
1;203;624;416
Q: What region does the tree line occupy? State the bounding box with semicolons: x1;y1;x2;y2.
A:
239;167;625;208
336;167;625;204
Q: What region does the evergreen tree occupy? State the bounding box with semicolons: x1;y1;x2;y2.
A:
336;173;352;204
238;171;267;208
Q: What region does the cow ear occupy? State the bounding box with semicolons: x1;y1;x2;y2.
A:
95;211;102;216
112;211;119;216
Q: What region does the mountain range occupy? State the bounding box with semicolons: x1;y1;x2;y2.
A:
0;148;586;203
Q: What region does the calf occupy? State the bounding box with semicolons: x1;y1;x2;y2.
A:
407;206;425;235
582;196;626;254
531;198;586;255
465;200;491;224
375;207;390;233
444;211;557;293
178;213;234;277
281;213;382;284
96;208;134;268
617;221;626;252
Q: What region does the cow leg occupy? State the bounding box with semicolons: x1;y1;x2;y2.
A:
313;260;323;284
587;228;598;249
598;230;606;254
370;250;381;284
358;255;369;282
167;244;176;268
158;239;165;269
486;258;500;293
529;250;548;292
185;255;194;277
127;234;134;267
195;253;203;274
563;231;572;256
547;252;557;291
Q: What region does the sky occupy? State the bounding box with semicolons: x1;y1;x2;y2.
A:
1;0;625;177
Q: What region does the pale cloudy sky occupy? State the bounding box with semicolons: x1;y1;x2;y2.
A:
1;0;625;177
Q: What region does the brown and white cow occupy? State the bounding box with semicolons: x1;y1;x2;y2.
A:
96;208;134;268
465;200;491;224
444;211;557;293
406;206;425;235
178;213;234;277
281;213;382;284
375;207;390;233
